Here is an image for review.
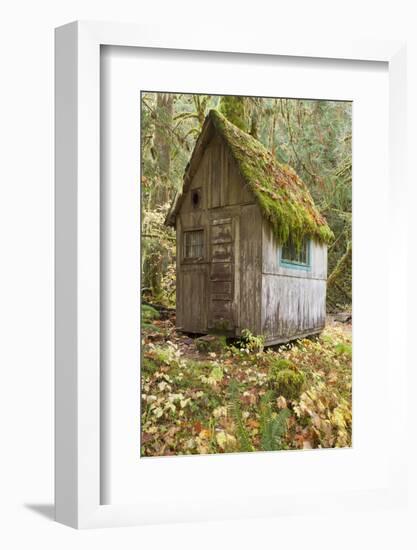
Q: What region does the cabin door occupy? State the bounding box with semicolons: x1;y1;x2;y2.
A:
208;217;237;333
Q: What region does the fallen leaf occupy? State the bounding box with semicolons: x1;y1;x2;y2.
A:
276;396;287;409
199;429;211;440
216;431;237;451
193;421;202;433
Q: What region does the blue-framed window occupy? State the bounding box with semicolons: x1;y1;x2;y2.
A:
280;238;311;270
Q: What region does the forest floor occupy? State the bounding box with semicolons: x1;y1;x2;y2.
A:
141;310;352;457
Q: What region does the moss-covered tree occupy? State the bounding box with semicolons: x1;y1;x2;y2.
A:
218;95;248;132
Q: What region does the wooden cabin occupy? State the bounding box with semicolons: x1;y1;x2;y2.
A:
165;110;333;345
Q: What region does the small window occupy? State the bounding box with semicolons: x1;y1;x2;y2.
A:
184;230;204;259
191;189;201;209
281;239;310;268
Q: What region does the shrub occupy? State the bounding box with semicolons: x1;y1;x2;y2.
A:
268;358;294;378
238;329;265;352
269;367;305;401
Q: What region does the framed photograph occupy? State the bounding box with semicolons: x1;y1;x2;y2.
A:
55;21;407;528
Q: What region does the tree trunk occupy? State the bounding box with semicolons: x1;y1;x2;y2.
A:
144;93;174;299
153;93;173;206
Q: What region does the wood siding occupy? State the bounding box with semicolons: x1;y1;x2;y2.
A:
238;204;262;336
261;220;327;344
208;217;234;332
176;133;255;333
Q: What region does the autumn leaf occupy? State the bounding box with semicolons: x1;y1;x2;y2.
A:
276;396;287;409
247;419;260;429
213;406;228;418
199;429;211;440
193;421;202;433
216;431;237;451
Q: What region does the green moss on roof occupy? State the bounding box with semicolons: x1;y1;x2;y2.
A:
208;109;333;246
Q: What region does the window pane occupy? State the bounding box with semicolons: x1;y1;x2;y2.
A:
282;239;309;265
184;230;204;259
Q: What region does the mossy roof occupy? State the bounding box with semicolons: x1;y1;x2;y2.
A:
166;109;333;246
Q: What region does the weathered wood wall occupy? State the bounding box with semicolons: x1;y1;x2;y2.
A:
238;204;262;335
261;221;327;344
176;134;256;334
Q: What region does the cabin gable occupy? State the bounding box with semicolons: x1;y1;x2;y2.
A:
178;133;254;217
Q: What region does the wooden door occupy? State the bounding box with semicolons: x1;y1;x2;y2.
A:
208;217;235;333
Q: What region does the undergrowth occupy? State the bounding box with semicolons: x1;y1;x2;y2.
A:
141;321;352;456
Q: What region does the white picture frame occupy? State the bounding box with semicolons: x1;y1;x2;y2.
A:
55;21;407;529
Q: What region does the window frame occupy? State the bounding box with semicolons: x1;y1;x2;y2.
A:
183;228;205;261
279;238;311;271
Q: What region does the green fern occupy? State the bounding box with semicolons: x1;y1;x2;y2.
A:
228;380;254;452
259;392;290;451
